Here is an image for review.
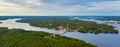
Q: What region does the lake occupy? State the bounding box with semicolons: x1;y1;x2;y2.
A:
0;18;120;47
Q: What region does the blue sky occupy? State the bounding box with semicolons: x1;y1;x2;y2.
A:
0;0;120;16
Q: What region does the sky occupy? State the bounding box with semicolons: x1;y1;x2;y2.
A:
0;0;120;16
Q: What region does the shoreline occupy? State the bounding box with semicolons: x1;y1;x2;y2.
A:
0;18;120;47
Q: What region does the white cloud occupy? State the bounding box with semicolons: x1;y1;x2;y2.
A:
86;1;120;11
0;1;35;13
0;0;120;15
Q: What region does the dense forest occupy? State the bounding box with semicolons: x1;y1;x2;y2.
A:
17;18;118;34
0;27;97;47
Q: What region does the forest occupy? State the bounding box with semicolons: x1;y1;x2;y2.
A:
17;18;118;34
0;27;97;47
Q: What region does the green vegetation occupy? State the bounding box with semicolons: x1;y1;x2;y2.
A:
0;27;97;47
17;18;118;34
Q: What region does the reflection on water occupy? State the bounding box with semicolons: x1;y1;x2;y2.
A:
0;19;120;47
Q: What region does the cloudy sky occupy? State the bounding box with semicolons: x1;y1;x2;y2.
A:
0;0;120;16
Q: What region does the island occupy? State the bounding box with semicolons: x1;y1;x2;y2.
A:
17;18;118;34
0;22;2;24
0;27;97;47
